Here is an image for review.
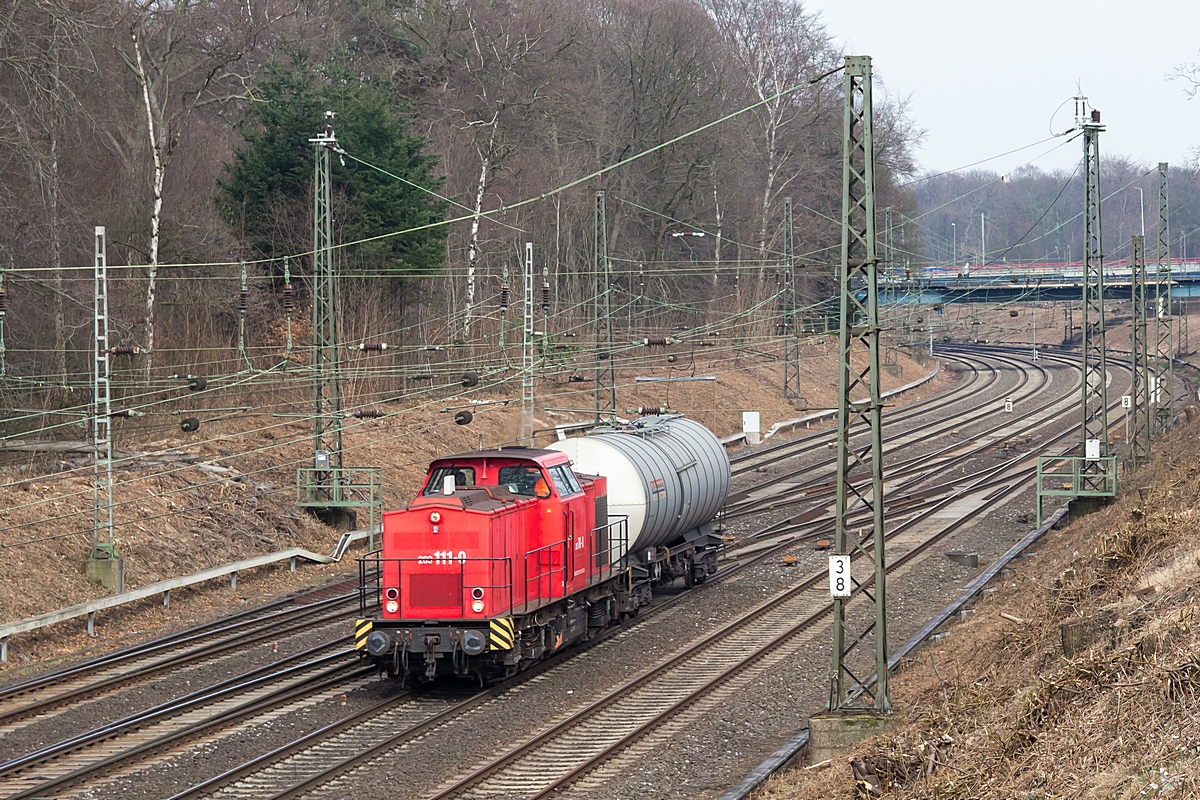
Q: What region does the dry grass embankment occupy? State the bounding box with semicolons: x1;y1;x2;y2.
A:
759;410;1200;800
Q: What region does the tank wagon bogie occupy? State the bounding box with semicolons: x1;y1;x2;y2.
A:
355;415;731;683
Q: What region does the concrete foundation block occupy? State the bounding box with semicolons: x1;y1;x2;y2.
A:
85;552;125;592
1061;608;1118;658
1068;496;1109;519
807;711;898;765
312;507;358;531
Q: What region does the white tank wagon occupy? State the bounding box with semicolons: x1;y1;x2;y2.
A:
550;415;730;588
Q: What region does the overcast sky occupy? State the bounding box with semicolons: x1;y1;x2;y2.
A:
808;0;1200;177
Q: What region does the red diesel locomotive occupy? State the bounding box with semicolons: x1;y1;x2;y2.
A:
355;415;730;683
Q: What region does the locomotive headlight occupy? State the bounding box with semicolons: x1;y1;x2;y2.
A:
384;587;399;601
471;587;484;600
462;629;486;655
385;600;399;614
471;599;484;613
430;511;441;523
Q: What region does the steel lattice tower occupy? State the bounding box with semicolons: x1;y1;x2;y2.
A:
593;191;616;425
1154;162;1172;430
1130;235;1151;466
783;196;803;404
308;114;344;503
521;242;536;445
1080;113;1108;485
830;55;890;714
90;227;116;573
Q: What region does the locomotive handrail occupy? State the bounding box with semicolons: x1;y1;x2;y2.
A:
522;540;569;612
591;517;628;575
356;554;515;618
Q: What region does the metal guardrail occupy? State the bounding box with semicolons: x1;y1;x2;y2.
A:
0;531;376;663
758;361;941;442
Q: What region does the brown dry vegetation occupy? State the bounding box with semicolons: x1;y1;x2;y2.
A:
760;409;1200;799
0;344;945;673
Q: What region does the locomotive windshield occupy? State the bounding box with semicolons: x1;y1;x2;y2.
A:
548;464;582;496
422;466;475;495
498;465;552;498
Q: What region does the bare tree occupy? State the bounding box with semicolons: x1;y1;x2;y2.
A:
114;0;292;383
703;0;840;256
0;2;99;385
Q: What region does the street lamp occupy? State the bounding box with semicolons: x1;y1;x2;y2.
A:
951;222;957;268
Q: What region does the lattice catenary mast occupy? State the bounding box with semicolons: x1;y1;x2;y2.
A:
1130;235;1151;467
1079;102;1108;487
782;196;804;407
521;242;535;445
829;55;890;714
593;191;616;425
1154;162;1172;431
307;112;345;505
89;226;122;591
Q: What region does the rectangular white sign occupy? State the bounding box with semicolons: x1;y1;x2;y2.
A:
829;555;852;598
1085;438;1101;460
1121;394;1131;409
1004;398;1013;412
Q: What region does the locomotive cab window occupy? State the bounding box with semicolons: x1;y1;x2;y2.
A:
423;466;475;495
548;465;582;496
498;465;552;498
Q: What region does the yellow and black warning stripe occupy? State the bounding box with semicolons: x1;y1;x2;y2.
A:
354;619;373;651
488;618;515;651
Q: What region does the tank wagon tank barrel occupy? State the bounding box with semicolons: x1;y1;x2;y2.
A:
549;415;731;560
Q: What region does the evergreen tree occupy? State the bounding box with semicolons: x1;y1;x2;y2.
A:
219;53;448;280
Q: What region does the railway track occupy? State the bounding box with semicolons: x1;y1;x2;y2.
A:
0;581;362;731
0;346;1120;800
128;349;1086;800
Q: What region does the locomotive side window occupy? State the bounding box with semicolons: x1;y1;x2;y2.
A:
548;465;582;496
498;465;551;498
423;466;475;495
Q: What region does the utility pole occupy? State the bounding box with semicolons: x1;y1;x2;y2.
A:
1153;162;1173;431
1079;105;1109;489
499;262;509;352
521;242;535;446
593;191;616;425
1032;299;1039;359
980;211;986;266
882;208;897;367
0;253;7;379
88;226;122;592
829;55;890;715
783;197;805;407
306;112;346;515
1130;235;1151;467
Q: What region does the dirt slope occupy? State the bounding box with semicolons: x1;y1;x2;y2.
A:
759;409;1200;799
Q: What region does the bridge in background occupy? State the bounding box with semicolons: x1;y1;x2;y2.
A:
904;259;1200;301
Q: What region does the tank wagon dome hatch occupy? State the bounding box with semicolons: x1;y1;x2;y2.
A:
548;415;730;561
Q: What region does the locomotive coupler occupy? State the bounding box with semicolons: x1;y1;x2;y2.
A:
423;635;441;679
